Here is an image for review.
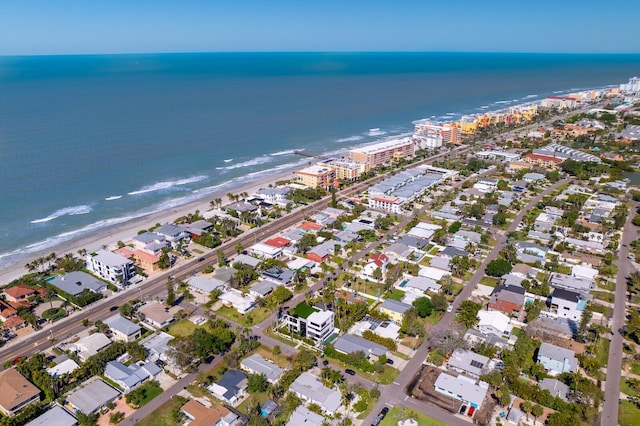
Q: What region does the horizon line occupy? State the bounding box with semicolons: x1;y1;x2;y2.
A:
2;50;640;58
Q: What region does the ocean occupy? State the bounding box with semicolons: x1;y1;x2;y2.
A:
1;52;639;268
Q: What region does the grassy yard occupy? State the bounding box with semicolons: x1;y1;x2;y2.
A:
325;355;398;385
380;407;447;426
590;303;613;318
594;338;610;368
216;306;273;327
428;246;440;255
386;289;406;301
597;280;617;292
168;319;197;337
619;400;640;426
479;276;500;287
591;291;615;304
622;379;640;398
137;396;187;426
350;279;387;298
254;346;290;368
631;362;640;376
237;392;270;415
136;382;164;406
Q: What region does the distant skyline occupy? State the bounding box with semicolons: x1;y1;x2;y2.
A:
1;1;639;56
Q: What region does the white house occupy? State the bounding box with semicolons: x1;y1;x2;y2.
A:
104;315;142;342
550;288;586;322
537;342;578;375
360;253;389;282
154;224;191;248
250;242;283;259
85;250;135;285
240;354;284;384
218;289;256;314
447;349;494;379
104;361;161;393
434;373;488;410
477;310;513;337
290;372;341;415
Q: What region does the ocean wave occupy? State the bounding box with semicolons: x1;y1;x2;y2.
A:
105;195;122;201
215;156;273;171
494;100;512;104
524;94;538;99
223;159;233;163
367;128;386;136
270;149;298;156
127;175;207;195
480;105;490;109
335;135;364;143
31;205;92;224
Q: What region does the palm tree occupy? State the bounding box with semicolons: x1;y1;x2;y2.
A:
227;193;235;204
235;242;244;255
215;197;222;209
340;385;355;424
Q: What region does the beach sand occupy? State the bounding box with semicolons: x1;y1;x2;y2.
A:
0;167;299;285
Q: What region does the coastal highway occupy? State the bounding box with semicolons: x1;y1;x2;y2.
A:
0;143;473;366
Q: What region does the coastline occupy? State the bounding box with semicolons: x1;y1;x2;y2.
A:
0;166;299;285
0;77;619;285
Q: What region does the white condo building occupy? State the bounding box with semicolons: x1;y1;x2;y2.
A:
86;249;135;285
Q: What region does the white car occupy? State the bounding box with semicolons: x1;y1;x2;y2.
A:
447;305;453;313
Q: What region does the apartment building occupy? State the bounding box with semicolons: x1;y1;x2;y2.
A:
85;249;135;285
348;138;415;168
294;165;335;189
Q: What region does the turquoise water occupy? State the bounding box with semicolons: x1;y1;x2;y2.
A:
399;280;408;288
1;52;640;268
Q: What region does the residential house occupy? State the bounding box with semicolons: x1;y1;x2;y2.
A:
378;299;412;323
430;256;450;271
281;303;334;346
48;271;107;296
0;300;25;330
399;235;431;251
536;342;578;375
565;237;603;254
517;242;548;258
334;230;359;245
523;172;545;183
154;224;191;248
219;289;256;314
140;331;174;363
403;276;441;295
290;372;341;415
383;243;413;263
232;254;262;269
184;220;214;238
502;273;525;287
180;399;240;426
477;310;513;337
434;373;488;410
261;267;294;286
255;187;290;205
249;280;279;298
454;230;482;245
104;361;161;393
131;232;168;253
550;273;595;292
208;370;248;406
104;315;142;342
250;243;283;260
85;250;135;285
418;266;449;282
47;358;80;378
306;241;335;263
350;319;400;341
189;276;225;294
71;333;112;362
286;406;324;426
298;221;324;233
571;264;598;280
333;334;387;360
539;378;570;402
464;329;510;350
2;285;39;306
240;354;284;384
66;379;121;415
264;237;292;250
25;405;77;426
138;302;175;329
511;264;534;279
360;253;389;281
488;285;525;315
0;369;41;417
447;349;493;379
550;288;586;322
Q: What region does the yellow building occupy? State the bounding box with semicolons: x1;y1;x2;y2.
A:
295;165;336;189
378;299;411;323
322;158;368;181
459;116;478;134
348;138;415;168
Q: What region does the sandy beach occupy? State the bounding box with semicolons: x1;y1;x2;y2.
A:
0;166;300;285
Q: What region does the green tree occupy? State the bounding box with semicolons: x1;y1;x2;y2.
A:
431;293;448;312
448;221;462;233
158;248;171;269
486;258;512;277
531;404;544;420
119;302;134;319
166;282;176;306
126;342;147;362
372;267;383;281
235;242;244;255
456;300;481;328
272;345;281;361
247;373;268;393
298;233;318;253
492;212;507;226
412;297;433;318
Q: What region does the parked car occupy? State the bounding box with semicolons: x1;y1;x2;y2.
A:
381;407;389;415
446;305;453;313
467;406;475;417
385;358;394;365
345;369;356;376
460;405;467;415
109;306;119;312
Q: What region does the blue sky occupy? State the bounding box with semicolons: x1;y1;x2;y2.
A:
1;0;639;55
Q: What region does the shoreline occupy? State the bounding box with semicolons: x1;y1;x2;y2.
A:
0;166;299;285
0;80;618;284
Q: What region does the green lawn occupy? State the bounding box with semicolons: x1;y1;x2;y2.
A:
136;382;163;406
594;338;610;368
590;303;613;318
619;400;640;426
428;247;440;255
216;305;273;327
597;280;617;292
137;396;187;426
237;392;270;415
622;379;640;398
350;279;387;298
631;362;640;376
168;319;197;337
591;290;615;304
386;289;406;301
479;276;500;287
379;407;447;426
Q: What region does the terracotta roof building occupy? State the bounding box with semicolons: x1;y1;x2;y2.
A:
3;285;40;305
180;399;239;426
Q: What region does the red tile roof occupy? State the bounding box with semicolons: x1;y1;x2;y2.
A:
134;250;160;264
264;237;291;248
370;253;389;267
523;153;563;163
3;285;38;300
116;247;135;258
299;221;323;231
3;316;25;329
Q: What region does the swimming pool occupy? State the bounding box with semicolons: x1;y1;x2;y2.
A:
399;279;408;288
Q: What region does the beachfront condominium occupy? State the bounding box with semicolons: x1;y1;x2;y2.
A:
414;121;462;147
295;165;336;189
540;96;578;109
348;138;415;169
86;249;136;285
320;158;368;181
